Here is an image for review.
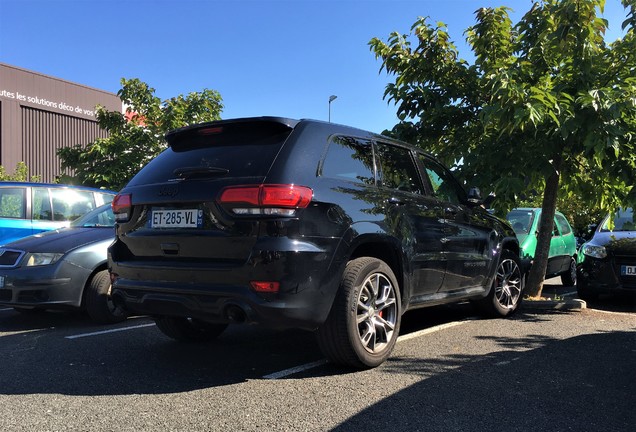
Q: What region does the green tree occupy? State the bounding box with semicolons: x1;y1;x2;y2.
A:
58;78;224;191
0;161;41;182
370;0;636;298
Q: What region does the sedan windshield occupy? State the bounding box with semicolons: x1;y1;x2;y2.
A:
600;208;635;232
70;204;115;228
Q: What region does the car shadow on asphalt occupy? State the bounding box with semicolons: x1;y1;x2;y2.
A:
328;330;636;432
0;298;633;397
0;303;489;395
0;308;101;332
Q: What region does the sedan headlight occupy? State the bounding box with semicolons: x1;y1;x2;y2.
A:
24;253;64;267
582;244;607;259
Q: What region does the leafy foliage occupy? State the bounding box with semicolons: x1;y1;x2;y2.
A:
0;162;41;182
57;78;223;191
370;0;636;296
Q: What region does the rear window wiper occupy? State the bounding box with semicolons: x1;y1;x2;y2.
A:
172;166;229;179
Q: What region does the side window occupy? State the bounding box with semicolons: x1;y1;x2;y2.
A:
375;142;423;194
50;189;95;221
0;188;26;219
555;214;572;235
419;156;464;204
321;136;375;185
32;187;53;220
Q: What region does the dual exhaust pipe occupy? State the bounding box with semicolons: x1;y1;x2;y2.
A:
110;290;252;324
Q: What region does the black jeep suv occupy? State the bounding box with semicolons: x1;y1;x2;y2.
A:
108;117;521;368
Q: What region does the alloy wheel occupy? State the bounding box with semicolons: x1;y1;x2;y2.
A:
494;258;522;309
356;272;398;354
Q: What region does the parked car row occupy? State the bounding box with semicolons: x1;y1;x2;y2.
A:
0;117;633;369
0;203;125;323
0;183;119;322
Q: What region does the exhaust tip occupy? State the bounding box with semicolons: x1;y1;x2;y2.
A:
224;304;248;323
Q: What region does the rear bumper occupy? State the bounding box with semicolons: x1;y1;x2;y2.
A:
109;238;344;330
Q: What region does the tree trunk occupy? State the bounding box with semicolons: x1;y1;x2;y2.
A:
524;154;562;298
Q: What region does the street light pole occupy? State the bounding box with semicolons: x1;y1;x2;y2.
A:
328;95;337;122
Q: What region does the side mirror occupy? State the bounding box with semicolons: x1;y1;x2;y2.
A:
467;187;495;209
467;187;482;204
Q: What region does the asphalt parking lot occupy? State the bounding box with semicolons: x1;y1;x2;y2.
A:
0;279;634;432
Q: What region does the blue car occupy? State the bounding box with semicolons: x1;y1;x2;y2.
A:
0;182;116;245
0;203;126;323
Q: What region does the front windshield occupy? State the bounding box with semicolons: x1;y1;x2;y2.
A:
600;208;635;232
70;204;115;228
506;209;535;235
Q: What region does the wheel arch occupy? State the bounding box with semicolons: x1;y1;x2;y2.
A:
345;234;407;309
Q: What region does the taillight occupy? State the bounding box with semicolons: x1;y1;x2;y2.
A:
250;281;280;293
112;193;132;222
219;184;312;216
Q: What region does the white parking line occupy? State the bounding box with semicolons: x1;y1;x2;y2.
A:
263;319;472;379
396;320;470;342
0;308;14;312
263;360;328;380
65;323;156;340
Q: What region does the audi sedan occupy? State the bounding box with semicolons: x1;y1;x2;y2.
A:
577;208;636;300
0;204;126;323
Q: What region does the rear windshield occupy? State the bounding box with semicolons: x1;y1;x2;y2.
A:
127;123;292;186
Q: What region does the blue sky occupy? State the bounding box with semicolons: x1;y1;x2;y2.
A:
0;0;630;134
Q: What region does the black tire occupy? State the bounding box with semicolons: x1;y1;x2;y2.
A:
561;257;577;287
154;316;228;342
316;257;402;369
85;270;128;324
576;277;598;301
476;250;523;317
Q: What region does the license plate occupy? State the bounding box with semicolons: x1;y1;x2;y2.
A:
621;265;636;276
150;209;202;228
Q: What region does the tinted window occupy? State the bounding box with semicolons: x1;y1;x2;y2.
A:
375;143;423;194
321;136;375;185
128;124;292;186
555;214;572;235
419;156;464;203
0;188;25;219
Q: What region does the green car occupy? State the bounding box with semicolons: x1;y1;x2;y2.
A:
506;208;578;286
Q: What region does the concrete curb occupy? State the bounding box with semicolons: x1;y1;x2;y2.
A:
521;298;587;311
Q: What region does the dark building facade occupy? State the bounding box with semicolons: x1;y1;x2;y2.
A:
0;63;122;182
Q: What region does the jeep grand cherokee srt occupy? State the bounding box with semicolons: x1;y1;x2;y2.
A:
108;117;521;368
